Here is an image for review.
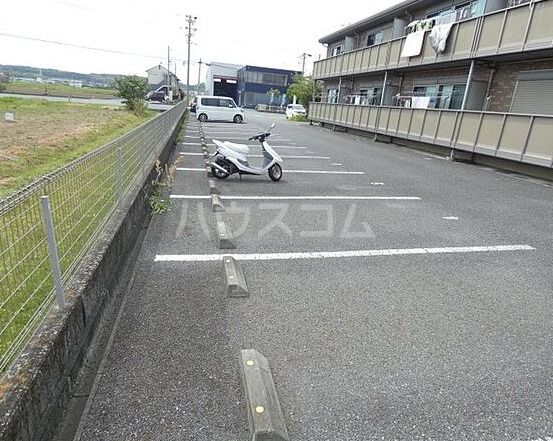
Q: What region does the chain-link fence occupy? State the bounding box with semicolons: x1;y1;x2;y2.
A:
0;102;186;372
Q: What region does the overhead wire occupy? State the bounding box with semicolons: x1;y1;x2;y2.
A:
0;32;195;64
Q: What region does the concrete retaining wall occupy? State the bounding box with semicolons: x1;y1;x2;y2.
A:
0;112;186;441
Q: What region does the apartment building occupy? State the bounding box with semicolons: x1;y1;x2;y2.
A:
310;0;553;172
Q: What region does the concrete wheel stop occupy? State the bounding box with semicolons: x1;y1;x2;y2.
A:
209;179;221;195
222;256;248;297
212;194;225;211
240;349;290;441
216;221;235;249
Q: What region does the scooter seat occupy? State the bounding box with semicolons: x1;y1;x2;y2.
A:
223;141;249;154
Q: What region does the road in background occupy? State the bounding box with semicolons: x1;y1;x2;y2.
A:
1;92;174;111
71;110;553;440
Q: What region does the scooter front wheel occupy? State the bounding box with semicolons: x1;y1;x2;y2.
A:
268;163;282;182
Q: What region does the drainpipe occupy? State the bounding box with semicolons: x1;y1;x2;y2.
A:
397;73;404;106
380;71;388;106
337;76;342;103
484;66;497;111
461;60;476;110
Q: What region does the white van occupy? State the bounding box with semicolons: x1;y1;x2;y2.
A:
196;96;246;123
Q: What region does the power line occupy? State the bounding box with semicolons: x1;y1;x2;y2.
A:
0;32;196;64
45;0;91;10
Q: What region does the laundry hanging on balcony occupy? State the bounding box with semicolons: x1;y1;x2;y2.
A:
429;23;454;54
401;30;426;58
411;96;432;109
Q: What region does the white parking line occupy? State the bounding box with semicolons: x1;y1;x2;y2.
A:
170;195;421;200
170;195;211;199
180;142;306;149
179;152;330;160
176;168;364;175
286;170;364;175
155;245;535;262
186;135;293;141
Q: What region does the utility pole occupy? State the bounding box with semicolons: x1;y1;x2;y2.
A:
197;59;210;95
197;58;202;94
167;46;171;100
300;52;312;75
185;14;197;105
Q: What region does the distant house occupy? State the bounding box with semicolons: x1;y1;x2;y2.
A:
146;65;180;99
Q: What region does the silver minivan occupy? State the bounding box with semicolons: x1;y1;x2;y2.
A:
196;96;246;123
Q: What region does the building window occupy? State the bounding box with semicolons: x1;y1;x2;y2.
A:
367;32;383;47
508;0;529;6
410;84;466;109
331;46;342;56
262;73;287;86
327;89;338;103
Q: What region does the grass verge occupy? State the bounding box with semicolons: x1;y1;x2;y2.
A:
0;102;185;372
4;81;116;99
0;97;154;197
289;114;309;122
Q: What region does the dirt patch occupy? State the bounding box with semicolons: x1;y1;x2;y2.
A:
0;98;152;196
0;107;117;157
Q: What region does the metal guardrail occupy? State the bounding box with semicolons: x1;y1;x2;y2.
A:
313;0;553;79
0;102;186;372
309;102;553;168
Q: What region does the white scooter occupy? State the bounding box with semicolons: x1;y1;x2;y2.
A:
208;124;283;181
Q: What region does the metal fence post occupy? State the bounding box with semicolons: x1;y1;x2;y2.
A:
40;196;65;308
116;148;123;207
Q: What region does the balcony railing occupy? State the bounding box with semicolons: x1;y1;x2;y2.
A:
313;0;553;80
309;102;553;168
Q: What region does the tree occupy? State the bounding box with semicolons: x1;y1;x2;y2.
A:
112;75;149;114
266;88;281;106
0;83;5;93
286;75;322;109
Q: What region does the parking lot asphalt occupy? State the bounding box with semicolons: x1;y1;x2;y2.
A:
74;110;553;440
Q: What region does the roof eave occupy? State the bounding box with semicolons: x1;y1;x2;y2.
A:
318;0;424;44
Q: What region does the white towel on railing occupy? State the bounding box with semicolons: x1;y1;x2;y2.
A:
411;96;431;109
401;30;426;58
429;23;454;54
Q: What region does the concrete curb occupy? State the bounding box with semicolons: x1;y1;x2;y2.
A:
212;194;225;212
206;164;213;178
208;179;221;195
222;256;248;297
240;349;290;441
216;221;235;249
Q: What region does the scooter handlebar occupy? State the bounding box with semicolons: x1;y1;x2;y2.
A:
249;132;271;141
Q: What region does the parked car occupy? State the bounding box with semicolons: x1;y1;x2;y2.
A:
286;104;307;119
196;96;245;123
147;91;169;103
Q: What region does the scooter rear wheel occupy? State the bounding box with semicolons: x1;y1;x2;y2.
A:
212;164;230;179
268;163;282;182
